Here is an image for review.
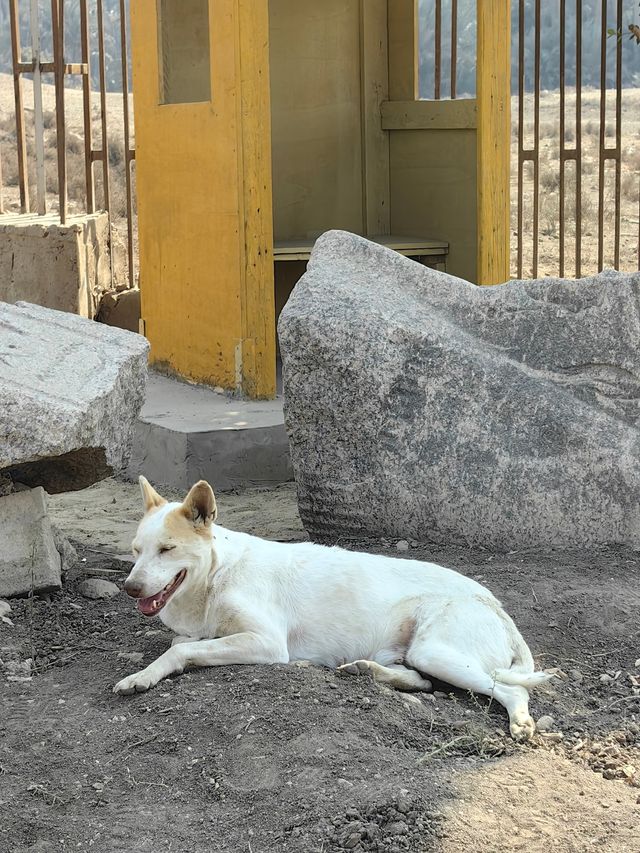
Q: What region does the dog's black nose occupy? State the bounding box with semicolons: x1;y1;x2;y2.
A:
124;579;143;598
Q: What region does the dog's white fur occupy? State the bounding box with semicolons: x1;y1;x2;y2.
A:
114;477;552;739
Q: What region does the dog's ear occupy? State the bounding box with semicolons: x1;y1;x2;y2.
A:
139;475;167;512
182;480;217;527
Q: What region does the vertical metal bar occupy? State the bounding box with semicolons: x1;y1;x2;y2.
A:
517;0;524;278
30;0;46;215
559;0;566;277
532;0;541;278
434;0;442;99
119;0;134;288
613;0;622;269
96;0;111;213
597;0;606;271
51;0;67;223
450;0;457;99
575;0;582;278
80;0;95;213
9;0;30;213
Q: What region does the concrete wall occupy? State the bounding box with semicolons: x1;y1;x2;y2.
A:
0;212;111;317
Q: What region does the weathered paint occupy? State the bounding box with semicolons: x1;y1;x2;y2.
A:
131;0;276;398
476;0;511;286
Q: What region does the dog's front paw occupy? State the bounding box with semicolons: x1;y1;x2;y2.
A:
113;669;158;696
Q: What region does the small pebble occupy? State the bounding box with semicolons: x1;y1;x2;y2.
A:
635;658;640;669
536;715;555;732
79;578;120;600
569;669;583;683
395;540;409;552
599;674;613;685
118;651;144;664
0;600;12;618
387;821;409;836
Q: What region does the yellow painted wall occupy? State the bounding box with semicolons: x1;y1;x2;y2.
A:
132;0;276;397
476;0;511;285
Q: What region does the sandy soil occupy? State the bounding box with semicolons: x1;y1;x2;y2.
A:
1;478;639;852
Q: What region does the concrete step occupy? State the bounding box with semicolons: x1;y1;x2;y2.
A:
128;372;292;491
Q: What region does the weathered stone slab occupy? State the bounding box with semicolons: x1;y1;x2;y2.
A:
0;301;149;492
0;212;112;317
278;230;640;549
0;488;61;597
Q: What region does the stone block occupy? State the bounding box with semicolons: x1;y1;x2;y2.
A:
278;230;640;549
0;488;61;598
0;212;111;317
0;300;149;492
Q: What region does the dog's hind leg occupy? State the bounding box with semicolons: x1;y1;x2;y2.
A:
337;660;432;692
405;641;535;739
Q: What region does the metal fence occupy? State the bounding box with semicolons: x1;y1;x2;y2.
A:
515;0;639;279
418;0;640;279
1;0;135;287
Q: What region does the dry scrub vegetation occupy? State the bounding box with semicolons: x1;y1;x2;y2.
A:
512;87;640;278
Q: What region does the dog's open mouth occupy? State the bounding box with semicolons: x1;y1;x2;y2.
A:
137;569;187;617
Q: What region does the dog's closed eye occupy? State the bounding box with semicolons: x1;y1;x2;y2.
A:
159;545;176;554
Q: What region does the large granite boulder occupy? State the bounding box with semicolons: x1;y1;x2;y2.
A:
278;230;640;549
0;301;149;492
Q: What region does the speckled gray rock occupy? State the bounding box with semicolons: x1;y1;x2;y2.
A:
278;230;640;549
0;301;149;492
0;487;61;597
78;578;120;600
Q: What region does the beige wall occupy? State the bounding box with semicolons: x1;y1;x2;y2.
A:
269;0;364;240
389;128;477;282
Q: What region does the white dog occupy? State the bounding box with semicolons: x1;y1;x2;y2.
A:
114;477;552;739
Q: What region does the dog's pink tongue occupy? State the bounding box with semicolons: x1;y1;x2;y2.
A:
137;590;165;617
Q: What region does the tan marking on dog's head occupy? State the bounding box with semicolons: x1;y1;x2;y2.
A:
139;476;167;513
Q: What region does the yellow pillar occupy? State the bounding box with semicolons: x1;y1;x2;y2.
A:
131;0;276;398
476;0;511;285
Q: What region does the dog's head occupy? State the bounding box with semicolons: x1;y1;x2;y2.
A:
123;476;217;617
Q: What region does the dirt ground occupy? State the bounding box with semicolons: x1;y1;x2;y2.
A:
1;478;639;852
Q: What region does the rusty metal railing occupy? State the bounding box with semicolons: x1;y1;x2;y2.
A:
418;0;465;100
2;0;136;288
515;0;639;279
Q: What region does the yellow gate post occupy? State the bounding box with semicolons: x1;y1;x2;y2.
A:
476;0;511;286
131;0;276;398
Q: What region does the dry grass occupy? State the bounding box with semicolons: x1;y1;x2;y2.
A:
512;86;640;277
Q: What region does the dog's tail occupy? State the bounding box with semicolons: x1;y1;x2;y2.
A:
491;668;554;690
